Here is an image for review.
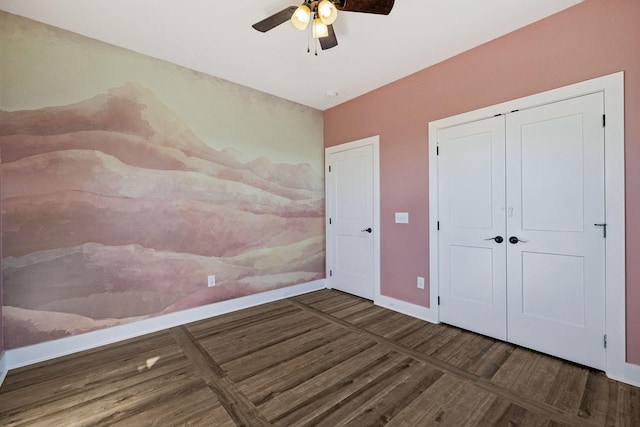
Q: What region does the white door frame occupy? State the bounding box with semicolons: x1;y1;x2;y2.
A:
429;72;638;386
325;136;381;301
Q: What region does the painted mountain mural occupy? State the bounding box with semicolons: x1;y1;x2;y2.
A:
0;83;325;349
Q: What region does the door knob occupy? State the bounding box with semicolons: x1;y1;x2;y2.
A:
484;236;504;243
509;236;528;244
361;227;372;233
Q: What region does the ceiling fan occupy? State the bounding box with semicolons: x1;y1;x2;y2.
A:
252;0;395;52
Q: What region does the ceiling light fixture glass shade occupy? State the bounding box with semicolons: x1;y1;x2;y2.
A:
312;17;329;38
317;0;338;25
291;5;311;30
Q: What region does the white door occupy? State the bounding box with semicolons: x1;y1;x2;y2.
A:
437;116;507;340
326;140;377;300
506;93;606;369
437;93;606;369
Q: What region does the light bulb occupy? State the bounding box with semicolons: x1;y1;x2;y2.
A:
317;0;338;25
291;5;311;31
312;17;329;38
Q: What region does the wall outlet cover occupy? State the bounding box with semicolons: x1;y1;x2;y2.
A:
395;212;409;224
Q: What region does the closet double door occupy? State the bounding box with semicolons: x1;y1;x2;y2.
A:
437;93;606;370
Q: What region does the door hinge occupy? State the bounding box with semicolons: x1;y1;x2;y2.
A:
329;218;332;225
436;146;439;155
437;221;440;231
604;334;608;348
329;270;333;277
328;165;332;172
603;114;606;127
438;296;441;306
594;223;607;238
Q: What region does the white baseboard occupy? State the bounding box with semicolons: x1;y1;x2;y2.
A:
375;294;439;324
5;280;325;371
0;352;7;388
608;360;640;388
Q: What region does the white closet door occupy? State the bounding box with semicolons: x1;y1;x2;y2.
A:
437;116;507;340
506;92;606;369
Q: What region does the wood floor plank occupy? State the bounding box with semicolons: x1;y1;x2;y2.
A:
414;324;464;355
0;357;192;421
170;326;271;427
616;382;640;426
299;292;363;314
222;323;347;382
339;363;444;427
288;297;602;427
341;304;388;324
466;340;517;379
362;311;423;339
262;346;406;425
307;358;429;427
328;300;374;319
239;333;377;406
2;290;638;426
291;289;341;306
106;387;235;427
187;300;298;339
0;331;178;392
491;348;564;402
0;331;190;418
387;317;431;341
578;370;616;424
394;319;461;353
544;362;590;414
463;396;563;427
428;329;496;370
194;308;323;364
4;367;207;426
385;375;496;426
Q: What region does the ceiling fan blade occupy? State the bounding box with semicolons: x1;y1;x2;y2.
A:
252;6;297;32
320;25;338;50
336;0;395;15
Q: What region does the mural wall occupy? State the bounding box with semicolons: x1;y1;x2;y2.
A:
0;12;325;349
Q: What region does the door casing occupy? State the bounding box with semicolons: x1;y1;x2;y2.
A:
429;72;627;381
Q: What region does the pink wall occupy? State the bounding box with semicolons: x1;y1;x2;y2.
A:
323;0;640;364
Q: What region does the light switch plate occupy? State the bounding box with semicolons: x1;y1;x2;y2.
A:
395;212;409;224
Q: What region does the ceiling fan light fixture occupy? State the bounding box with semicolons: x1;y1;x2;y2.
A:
318;0;338;25
312;17;329;38
291;5;311;31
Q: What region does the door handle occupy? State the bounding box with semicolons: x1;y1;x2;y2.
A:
484;236;504;243
361;227;372;233
509;236;528;244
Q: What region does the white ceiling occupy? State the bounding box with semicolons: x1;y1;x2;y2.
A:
0;0;584;111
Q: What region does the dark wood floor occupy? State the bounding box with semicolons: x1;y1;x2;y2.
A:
1;290;638;426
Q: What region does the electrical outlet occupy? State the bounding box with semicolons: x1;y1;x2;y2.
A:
417;276;425;290
207;275;216;287
395;212;409;224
